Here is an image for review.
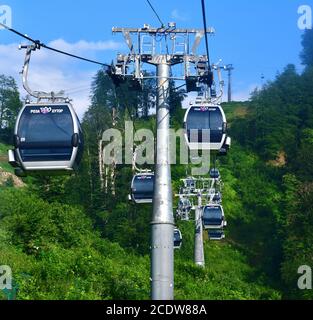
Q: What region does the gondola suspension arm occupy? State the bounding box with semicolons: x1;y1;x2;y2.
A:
132;145;152;174
20;44;67;101
211;62;225;103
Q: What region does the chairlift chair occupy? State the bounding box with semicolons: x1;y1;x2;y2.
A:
178;198;192;214
213;192;222;203
177;198;192;220
184;177;196;192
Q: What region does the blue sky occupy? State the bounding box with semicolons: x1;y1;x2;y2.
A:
0;0;310;115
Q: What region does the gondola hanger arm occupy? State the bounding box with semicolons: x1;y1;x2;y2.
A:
19;44;66;101
132;145;152;174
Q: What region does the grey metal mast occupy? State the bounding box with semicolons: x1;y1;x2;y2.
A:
224;64;234;103
112;23;214;301
194;193;205;267
151;60;174;300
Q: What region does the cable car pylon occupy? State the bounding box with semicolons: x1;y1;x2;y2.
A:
111;23;215;301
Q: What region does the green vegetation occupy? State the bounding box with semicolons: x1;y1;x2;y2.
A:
0;29;313;300
0;143;14;173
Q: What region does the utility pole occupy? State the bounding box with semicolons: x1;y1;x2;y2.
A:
194;193;205;267
112;23;214;301
224;64;234;103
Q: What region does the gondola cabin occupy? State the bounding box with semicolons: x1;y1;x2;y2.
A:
208;230;225;241
184;103;227;151
130;173;155;204
210;168;220;179
202;205;226;230
174;228;183;249
213;192;222;203
9;103;83;176
218;147;227;156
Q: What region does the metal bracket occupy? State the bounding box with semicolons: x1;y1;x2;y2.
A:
132;145;152;174
122;30;135;54
19;44;67;102
192;31;204;56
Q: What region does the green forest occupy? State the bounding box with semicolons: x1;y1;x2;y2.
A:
0;29;313;300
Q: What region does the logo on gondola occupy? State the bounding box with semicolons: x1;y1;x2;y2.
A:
40;107;52;114
196;106;216;112
138;175;152;180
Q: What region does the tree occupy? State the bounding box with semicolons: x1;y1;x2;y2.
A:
300;29;313;68
0;75;22;143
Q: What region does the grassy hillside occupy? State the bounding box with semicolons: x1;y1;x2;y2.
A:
0;185;280;300
0;143;13;173
222;102;251;123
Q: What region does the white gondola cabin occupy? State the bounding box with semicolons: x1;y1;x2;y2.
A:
174;228;183;249
184;103;227;151
202;205;227;230
130;173;155;204
9;103;83;176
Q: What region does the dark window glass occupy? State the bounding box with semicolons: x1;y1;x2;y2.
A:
210;109;223;130
20;148;73;162
203;207;223;225
18;105;73;144
210;169;220;178
187;108;210;130
133;175;154;200
174;230;181;242
209;231;224;238
18;105;74;162
187;107;223;143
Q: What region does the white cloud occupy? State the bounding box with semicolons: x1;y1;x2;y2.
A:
171;9;188;22
48;39;123;53
0;39;123;118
